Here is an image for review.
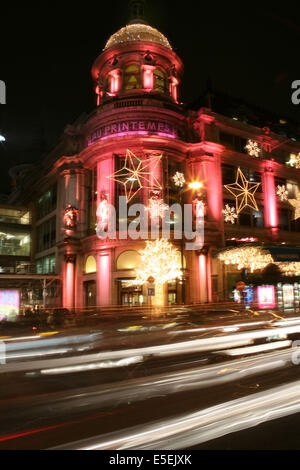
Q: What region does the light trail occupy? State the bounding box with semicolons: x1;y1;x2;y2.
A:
51;380;300;450
1;321;300;374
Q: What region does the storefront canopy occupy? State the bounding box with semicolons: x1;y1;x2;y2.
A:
264;246;300;262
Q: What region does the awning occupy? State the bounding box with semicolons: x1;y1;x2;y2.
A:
264;246;300;262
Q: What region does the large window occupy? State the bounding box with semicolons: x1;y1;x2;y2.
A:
154;68;167;93
124;64;141;90
219;133;247;154
36;254;56;274
37;217;56;253
37;185;57;220
0;229;30;256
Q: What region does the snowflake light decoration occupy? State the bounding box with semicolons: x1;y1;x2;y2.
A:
276;185;289;202
245;140;261;158
224;168;261;214
287;153;300;169
222;205;238;224
172;172;186;188
107;149;162;203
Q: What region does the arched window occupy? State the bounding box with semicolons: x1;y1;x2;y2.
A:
154;68;167;93
85;255;97;274
124;64;141;90
117;251;141;270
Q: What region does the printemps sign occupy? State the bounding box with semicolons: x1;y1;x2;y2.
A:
88;119;181;144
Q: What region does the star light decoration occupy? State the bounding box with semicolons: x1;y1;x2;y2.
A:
276;185;289;202
224;168;261;214
172;172;186;188
222;204;238;224
107;149;162;203
287;153;300;169
245;140;261;158
288;186;300;220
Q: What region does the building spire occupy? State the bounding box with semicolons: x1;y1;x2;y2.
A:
129;0;147;24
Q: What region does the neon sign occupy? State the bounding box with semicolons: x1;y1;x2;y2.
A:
257;286;276;309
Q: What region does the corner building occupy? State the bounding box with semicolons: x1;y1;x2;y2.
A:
9;6;300;309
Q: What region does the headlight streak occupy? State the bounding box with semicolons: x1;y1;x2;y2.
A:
2;322;300;374
218;340;292;356
51;380;300;450
40;356;144;375
0;347;293;443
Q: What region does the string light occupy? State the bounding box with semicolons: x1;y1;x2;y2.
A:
218;246;273;273
132;239;182;286
224;168;261;214
105;24;172;51
245;140;261;158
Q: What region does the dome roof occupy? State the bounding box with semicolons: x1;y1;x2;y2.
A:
104;23;172;51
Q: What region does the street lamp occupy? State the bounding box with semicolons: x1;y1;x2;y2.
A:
188;181;203;191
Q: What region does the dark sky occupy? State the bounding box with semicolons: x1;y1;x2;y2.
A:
0;0;299;195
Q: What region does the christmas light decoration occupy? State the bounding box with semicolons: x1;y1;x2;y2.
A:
245;140;261;158
193;199;205;220
277;262;300;276
288;187;300;220
222;204;238;224
96;194;109;230
276;185;289;202
287;153;300;169
64;205;79;229
146;192;169;220
218;246;273;273
133;239;182;286
172;172;186;188
224;168;261;214
104;24;172;51
107;149;162;203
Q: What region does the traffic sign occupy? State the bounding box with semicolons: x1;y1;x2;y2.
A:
236;281;246;292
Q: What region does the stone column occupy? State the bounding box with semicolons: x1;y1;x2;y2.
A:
97;251;112;306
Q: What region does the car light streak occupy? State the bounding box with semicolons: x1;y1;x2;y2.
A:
51;380;300;450
218;340;292;356
40;356;144;375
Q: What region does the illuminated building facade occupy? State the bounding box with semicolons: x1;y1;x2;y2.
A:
8;2;300;309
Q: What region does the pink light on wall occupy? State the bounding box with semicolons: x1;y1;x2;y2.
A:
142;65;155;90
199;254;208;303
108;70;121;95
97;253;111;306
262;169;278;229
169;77;179;103
64;260;75;309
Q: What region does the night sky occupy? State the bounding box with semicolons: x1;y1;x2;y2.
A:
0;0;299;196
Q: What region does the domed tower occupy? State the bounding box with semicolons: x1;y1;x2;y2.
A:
70;1;192;309
91;0;183;105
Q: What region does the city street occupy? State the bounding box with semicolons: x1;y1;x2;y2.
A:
1;304;300;450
